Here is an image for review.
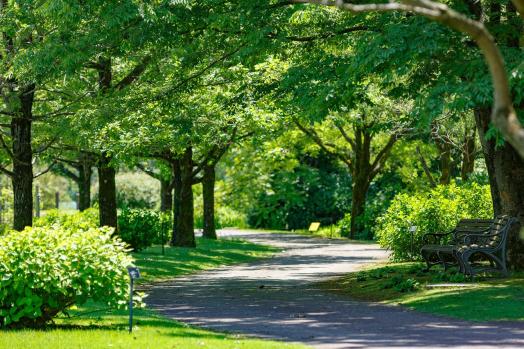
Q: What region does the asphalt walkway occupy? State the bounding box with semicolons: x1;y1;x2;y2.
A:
148;230;524;349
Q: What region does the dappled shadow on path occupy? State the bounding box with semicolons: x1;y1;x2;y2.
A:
148;231;524;349
150;280;524;349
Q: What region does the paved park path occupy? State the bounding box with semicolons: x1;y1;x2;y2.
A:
148;230;524;349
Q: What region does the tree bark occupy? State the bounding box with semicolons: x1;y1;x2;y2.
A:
171;159;182;243
202;164;217;239
172;147;195;247
97;153;118;231
78;163;92;211
416;146;437;188
349;175;370;239
475;107;524;268
348;126;373;239
433;134;452;185
11;85;34;231
160;179;173;212
461;128;476;181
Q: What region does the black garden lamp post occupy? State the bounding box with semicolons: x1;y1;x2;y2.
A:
127;266;140;333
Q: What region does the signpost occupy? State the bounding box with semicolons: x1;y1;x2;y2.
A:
127;266;140;333
308;222;321;232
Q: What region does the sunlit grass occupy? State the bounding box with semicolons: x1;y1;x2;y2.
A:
322;262;524;321
0;303;307;349
134;237;280;283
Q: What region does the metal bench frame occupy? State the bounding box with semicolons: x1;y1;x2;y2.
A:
420;216;515;276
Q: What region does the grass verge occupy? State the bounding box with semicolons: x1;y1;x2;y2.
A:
321;262;524;322
134;236;280;283
0;303;306;349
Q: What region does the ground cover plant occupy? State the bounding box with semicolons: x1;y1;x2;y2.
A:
322;262;524;321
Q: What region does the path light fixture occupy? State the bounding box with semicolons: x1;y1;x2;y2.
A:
127;266;141;333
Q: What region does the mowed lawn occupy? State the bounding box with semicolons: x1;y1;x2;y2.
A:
0;305;305;349
322;262;524;322
134;237;280;283
0;237;308;349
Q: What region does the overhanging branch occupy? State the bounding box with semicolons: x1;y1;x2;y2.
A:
290;0;524;158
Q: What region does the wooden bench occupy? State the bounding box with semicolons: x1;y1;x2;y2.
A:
421;215;516;276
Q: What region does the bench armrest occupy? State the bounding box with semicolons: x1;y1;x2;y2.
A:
423;231;453;245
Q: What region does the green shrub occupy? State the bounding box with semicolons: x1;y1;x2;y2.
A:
0;226;131;328
34;208;99;231
118;209;170;251
115;172;159;209
376;182;492;261
337;213;351;237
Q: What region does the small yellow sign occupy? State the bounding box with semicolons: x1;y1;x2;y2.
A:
308;222;321;232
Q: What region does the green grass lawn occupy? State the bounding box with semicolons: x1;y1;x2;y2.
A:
134;237;280;283
0;304;306;349
1;236;308;349
321;262;524;322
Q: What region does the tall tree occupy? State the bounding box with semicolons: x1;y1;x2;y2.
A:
287;0;524;266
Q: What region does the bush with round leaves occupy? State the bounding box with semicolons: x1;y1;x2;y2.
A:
118;208;170;251
34;208;99;231
0;226;132;328
376;182;493;261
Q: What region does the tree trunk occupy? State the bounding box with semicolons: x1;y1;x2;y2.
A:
349;175;370;239
475;107;524;268
461;128;476;181
11;85;34;231
202;164;217;239
171;159;182;243
434;136;452;185
98;153;118;231
78;161;92;211
172;147;195;247
160;179;173;212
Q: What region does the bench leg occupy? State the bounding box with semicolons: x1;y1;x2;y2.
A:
421;249;437;272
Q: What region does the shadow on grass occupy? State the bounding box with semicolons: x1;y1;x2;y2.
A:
5;306;233;342
323;262;524;322
134;237;279;282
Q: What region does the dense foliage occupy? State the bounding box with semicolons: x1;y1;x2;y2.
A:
115;173;160;210
118;209;171;251
34;208;99;231
376;182;493;261
0;226;131;328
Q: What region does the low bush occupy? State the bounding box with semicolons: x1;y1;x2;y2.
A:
376;182;493;261
118;209;170;251
34;208;99;231
337;213;351;237
115;172;159;209
0;226;131;328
